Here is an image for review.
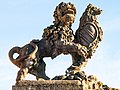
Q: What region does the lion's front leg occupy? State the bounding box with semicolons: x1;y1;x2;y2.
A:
54;41;88;58
66;53;88;75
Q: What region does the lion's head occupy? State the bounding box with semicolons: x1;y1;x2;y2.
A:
53;2;76;26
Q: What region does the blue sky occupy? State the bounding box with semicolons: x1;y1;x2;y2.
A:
0;0;120;89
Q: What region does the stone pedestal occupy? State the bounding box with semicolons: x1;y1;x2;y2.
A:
12;80;120;90
12;80;81;90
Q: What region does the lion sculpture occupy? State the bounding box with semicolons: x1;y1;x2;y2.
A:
9;2;103;81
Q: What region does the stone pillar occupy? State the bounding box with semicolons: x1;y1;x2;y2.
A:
12;80;81;90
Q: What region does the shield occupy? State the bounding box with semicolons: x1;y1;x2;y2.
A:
76;22;99;49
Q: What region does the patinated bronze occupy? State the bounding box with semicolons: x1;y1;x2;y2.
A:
8;2;103;81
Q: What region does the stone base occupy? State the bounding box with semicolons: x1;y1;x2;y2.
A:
12;80;81;90
12;80;120;90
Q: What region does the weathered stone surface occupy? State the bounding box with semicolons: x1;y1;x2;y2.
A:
13;80;81;90
8;2;103;82
12;80;120;90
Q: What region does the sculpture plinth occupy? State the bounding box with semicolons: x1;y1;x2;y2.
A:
12;80;81;90
12;80;117;90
